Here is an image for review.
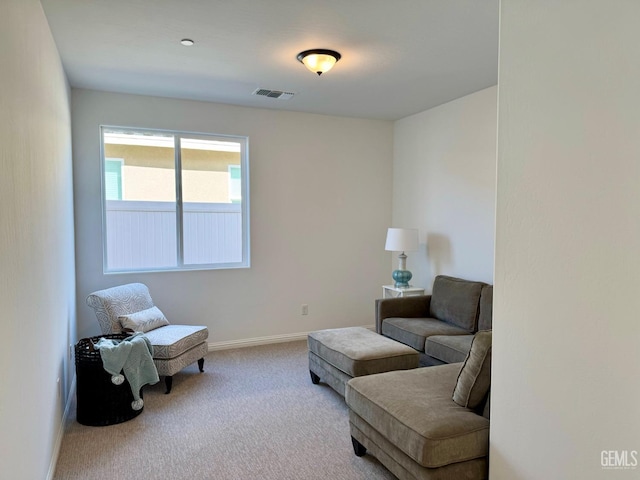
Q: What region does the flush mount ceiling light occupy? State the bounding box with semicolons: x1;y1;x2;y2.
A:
296;49;341;76
180;38;194;46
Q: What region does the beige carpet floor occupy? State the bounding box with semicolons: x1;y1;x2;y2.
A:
54;340;396;480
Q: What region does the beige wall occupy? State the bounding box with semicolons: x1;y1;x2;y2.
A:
72;89;393;344
105;144;239;170
105;144;240;203
0;1;76;479
392;86;497;289
492;2;640;478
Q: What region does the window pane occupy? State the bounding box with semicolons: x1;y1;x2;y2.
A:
180;137;243;265
103;129;177;270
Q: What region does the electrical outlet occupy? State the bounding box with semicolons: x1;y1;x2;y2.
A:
301;304;309;315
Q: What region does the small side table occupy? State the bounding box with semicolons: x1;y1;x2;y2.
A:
382;285;425;298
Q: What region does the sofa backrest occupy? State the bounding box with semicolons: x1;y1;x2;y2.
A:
481;390;491;419
478;285;493;331
429;275;485;332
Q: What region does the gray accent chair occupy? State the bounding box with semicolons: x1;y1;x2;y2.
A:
376;275;492;366
86;283;209;394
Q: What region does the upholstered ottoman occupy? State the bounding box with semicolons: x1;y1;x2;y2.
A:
307;327;419;396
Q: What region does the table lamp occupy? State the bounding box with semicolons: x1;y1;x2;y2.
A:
385;228;419;288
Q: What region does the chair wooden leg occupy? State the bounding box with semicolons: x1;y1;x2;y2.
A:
352;436;367;457
198;358;204;372
164;376;173;394
310;371;320;384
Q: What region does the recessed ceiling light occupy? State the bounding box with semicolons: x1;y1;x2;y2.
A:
180;39;194;46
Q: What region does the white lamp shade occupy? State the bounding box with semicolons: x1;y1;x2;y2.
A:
385;228;419;252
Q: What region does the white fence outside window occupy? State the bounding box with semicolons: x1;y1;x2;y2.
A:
105;200;242;270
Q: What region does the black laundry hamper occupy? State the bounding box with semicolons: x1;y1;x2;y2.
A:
75;334;143;426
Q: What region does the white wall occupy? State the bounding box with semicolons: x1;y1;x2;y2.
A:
0;1;76;479
72;89;393;343
492;2;640;479
392;87;497;289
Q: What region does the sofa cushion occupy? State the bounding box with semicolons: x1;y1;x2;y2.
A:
346;363;490;468
118;306;170;333
375;295;431;334
307;327;418;377
381;317;470;352
478;285;493;331
453;330;492;408
425;334;474;364
144;325;209;359
429;276;484;332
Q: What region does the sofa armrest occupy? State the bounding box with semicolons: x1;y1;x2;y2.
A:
375;295;432;333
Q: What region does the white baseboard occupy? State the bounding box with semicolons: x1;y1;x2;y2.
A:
208;324;375;352
47;374;76;480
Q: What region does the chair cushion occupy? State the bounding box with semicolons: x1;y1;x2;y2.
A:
429;276;484;332
345;363;489;468
453;330;492;408
144;325;209;359
425;334;474;364
118;306;170;333
478;285;493;331
153;342;209;377
86;283;155;334
381;317;470;352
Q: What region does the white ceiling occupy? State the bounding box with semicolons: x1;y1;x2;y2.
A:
41;0;499;121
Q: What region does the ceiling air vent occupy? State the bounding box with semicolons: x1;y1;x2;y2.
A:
252;88;295;100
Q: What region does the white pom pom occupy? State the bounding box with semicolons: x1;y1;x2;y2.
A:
131;399;144;411
111;374;124;385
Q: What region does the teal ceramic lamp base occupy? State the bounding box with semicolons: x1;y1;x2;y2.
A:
392;269;412;288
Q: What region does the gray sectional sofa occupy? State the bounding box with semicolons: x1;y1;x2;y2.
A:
376;275;492;366
346;330;492;479
306;275;494;479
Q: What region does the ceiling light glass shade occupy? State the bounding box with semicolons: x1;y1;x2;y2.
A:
297;49;341;76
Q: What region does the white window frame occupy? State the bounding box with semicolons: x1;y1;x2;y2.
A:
100;125;250;273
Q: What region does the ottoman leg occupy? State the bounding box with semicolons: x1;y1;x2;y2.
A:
310;371;320;384
351;436;367;457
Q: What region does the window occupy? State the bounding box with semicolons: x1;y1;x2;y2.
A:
100;126;250;273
